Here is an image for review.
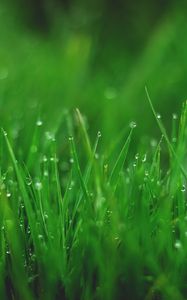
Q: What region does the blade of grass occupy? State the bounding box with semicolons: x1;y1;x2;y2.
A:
145;86;187;181
108;128;133;189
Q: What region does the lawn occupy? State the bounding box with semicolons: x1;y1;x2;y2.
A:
1;1;187;299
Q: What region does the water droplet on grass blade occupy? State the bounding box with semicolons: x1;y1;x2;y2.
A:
142;154;147;163
44;170;48;177
174;240;182;249
6;191;11;198
26;177;32;186
172;137;177;143
172;113;178;120
35;181;42;191
97;131;102;138
95;153;99;159
43;155;48;162
36;120;43;127
2;129;7;136
157;114;161;120
181;185;186;193
69;158;74;164
130;121;137;129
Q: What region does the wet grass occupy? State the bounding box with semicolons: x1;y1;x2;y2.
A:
0;95;187;300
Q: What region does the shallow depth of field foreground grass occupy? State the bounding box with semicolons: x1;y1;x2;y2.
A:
0;95;187;300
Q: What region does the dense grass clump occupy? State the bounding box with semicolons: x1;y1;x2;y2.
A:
0;97;187;300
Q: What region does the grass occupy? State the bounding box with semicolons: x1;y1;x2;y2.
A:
0;96;187;300
1;2;187;299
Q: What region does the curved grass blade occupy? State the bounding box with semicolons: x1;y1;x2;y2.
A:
145;86;187;181
108;128;133;189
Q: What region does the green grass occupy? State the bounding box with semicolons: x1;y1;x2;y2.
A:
2;2;187;299
0;98;187;300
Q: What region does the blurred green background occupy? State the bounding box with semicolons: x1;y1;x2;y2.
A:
0;0;187;144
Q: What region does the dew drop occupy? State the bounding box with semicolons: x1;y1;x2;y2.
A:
36;120;43;127
69;158;74;164
6;191;11;198
45;131;55;141
130;121;137;129
43;155;48;162
2;130;7;137
172;113;178;120
26;177;32;186
142;154;147;163
157;114;161;120
44;213;48;219
35;181;42;191
97;131;102;138
135;153;139;160
174;240;182;249
95;153;99;160
172;137;177;143
150;139;157;147
181;185;186;193
44;170;48;177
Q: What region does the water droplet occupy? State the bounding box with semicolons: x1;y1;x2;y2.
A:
172;137;177;143
145;170;149;177
44;170;48;177
173;113;178;120
181;185;186;193
150;139;157;147
68;136;73;141
174;240;182;249
95;153;99;159
26;177;32;186
157;114;161;120
35;181;42;191
135;153;139;160
142;154;147;163
6;191;11;198
43;155;48;162
44;213;48;219
97;131;102;138
45;131;55;141
38;234;43;240
36;120;43;127
69;158;74;164
130;121;137;129
2;130;7;136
